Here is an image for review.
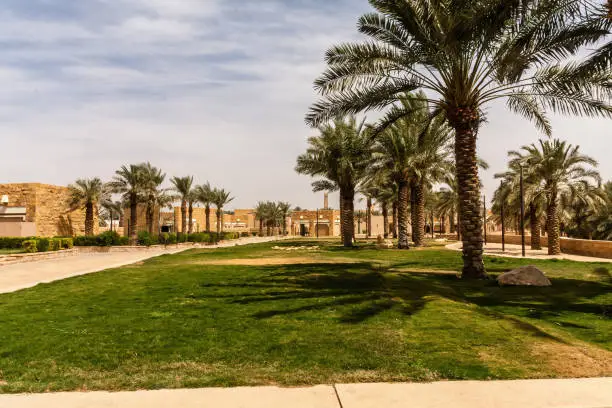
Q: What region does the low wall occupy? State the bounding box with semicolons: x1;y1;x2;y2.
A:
77;242;201;253
0;249;78;266
452;233;612;260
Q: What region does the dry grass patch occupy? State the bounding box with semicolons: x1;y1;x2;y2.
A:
531;341;612;377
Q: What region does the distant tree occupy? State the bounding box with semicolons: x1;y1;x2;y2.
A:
68;177;106;236
194;182;214;232
277;202;292;235
171;176;194;239
108;165;145;244
212;188;234;235
140;162;167;234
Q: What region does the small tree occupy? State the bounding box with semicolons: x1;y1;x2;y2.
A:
68;178;106;236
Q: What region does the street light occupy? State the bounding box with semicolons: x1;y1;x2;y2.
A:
500;181;505;252
519;163;526;257
483;194;487;245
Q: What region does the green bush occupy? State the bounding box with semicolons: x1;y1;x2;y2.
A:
73;236;98;246
22;240;37;253
118;236;130;246
187;233;211;243
36;238;50;252
61;238;74;249
0;237;33;249
49;238;62;251
167;233;177;245
137;231;157;247
73;232;127;247
98;231;122;246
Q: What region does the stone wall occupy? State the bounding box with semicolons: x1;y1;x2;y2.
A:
0;183;97;237
122;203;160;235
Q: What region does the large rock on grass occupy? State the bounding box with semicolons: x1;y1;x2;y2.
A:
497;265;552;287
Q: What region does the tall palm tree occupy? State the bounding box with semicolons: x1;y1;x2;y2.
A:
370;93;453;248
212;188;234;235
171;176;194;238
306;0;612;277
295;116;372;247
68;177;106;236
140;162;166;235
508;139;602;255
100;199;123;233
194;182;214;232
254;201;268;236
277;201;292;235
108;165;145;244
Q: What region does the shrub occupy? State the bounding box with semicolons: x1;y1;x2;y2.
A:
73;236;98;246
22;240;37;253
98;231;122;246
137;231;157;247
118;236;130;246
61;238;74;249
187;233;211;243
49;238;62;251
36;238;50;252
240;232;250;237
0;237;31;249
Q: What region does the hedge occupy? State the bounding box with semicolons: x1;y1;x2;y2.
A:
22;240;37;253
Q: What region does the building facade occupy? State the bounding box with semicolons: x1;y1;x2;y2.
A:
0;183;96;237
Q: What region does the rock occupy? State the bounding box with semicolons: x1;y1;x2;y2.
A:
377;238;394;249
376;235;384;244
497;265;552;287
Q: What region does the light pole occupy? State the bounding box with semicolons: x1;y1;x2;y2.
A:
483;194;487;245
500;182;505;252
519;163;526;257
316;208;319;238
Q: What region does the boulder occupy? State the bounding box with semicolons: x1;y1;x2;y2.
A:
497;265;552;287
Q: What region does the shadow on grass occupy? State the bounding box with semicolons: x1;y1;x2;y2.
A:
194;262;611;339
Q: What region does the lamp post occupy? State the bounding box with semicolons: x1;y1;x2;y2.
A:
500;182;505;252
316;208;319;238
519;163;526;257
483;194;487;245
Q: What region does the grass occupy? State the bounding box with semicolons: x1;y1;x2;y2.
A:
0;239;610;392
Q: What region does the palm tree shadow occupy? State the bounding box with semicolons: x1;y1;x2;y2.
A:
196;262;611;328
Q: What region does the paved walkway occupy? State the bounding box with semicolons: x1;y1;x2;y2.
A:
446;242;612;263
0;236;286;294
1;378;610;408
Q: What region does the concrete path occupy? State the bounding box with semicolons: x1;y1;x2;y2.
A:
1;378;610;408
446;242;612;263
0;236;286;294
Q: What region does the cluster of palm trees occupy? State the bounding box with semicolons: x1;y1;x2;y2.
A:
301;0;612;278
68;163;233;244
254;201;291;236
492;139;608;255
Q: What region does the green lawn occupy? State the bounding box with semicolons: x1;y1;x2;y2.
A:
0;239;610;392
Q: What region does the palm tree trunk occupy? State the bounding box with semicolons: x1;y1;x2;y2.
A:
129;193;138;245
392;201;398;239
340;188;354;247
397;179;410;249
450;109;486;278
547;191;561;255
450;209;455;235
216;209;222;236
382;203;389;239
188;201;194;235
529;203;542;250
259;219;264;237
411;180;425;247
146;201;154;235
85;201;94;236
366;197;372;238
205;205;211;232
180;200;187;238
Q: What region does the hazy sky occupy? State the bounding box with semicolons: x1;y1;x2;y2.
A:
1;0;610;210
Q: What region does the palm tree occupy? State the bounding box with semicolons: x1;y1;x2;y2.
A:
355;210;366;235
295;116;372;247
254;201;268;236
212;188;234;235
100;199;123;233
68;178;106;236
140;162;166;235
277;202;292;235
306;0;612;277
108;165;145;244
171;176;194;239
194;182;214;232
508;139;602;255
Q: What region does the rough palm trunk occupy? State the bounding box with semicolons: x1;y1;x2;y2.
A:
392;201;398;239
397;179;410;249
259;219;264;236
366;197;372;238
188;201;194;234
382;203;389;239
449;108;486;278
216;209;222;236
146;200;154;234
340;188;354;247
85;201;94;236
180;200;187;238
411;180;425;246
205;205;211;232
450;209;455;235
529;203;542;250
129;193;138;245
547;190;561;255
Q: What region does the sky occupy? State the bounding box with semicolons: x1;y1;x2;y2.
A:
1;0;610;210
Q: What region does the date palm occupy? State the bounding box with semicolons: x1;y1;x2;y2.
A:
108;165;145;244
277;201;292;235
100;199;122;233
509;139;602;255
295;116;372;247
194;182;214;232
68;177;106;236
306;0;612;277
212;188;234;235
140;162;166;234
171;176;194;238
254;201;268;236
